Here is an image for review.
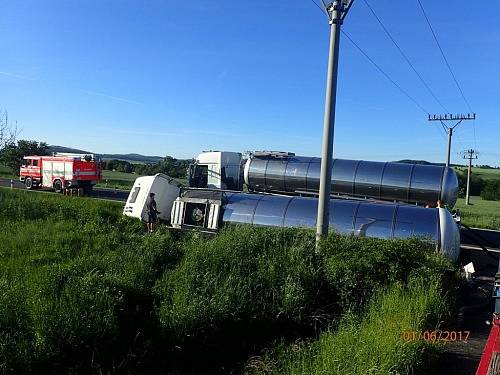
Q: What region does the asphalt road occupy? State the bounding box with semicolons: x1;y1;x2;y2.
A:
0;177;129;202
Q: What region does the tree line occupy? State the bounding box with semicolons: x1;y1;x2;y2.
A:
104;156;191;179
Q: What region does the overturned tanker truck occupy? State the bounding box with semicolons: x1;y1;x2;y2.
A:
123;167;461;261
188;151;459;208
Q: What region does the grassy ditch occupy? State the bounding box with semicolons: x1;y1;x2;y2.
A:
0;188;457;374
245;277;447;375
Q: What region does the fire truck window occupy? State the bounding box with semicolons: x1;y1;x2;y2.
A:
129;187;141;203
22;159;29;167
32;160;39;167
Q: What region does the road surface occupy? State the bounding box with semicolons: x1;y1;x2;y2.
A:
0;177;129;202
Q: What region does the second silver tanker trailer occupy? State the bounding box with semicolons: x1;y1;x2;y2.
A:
188;151;459;208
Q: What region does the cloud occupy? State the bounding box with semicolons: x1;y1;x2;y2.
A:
81;90;142;105
0;71;35;81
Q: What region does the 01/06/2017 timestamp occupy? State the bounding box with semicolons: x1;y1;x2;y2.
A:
402;330;470;343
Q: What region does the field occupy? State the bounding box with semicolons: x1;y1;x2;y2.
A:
0;164;14;179
454;167;500;182
99;170;187;190
455;196;500;230
0;188;458;374
98;170;143;190
98;170;187;190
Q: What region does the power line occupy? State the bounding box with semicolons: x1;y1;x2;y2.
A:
341;30;428;114
416;0;473;113
306;1;428;116
416;0;479;151
362;0;449;113
307;0;448;142
473;118;477;149
309;0;328;17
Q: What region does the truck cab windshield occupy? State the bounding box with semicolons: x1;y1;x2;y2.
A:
189;164;208;188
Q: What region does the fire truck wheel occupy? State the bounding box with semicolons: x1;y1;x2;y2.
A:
25;177;33;190
53;180;63;193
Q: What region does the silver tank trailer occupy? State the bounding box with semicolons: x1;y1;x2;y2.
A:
244;156;459;208
221;192;460;261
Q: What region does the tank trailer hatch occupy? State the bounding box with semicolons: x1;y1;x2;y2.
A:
171;189;223;232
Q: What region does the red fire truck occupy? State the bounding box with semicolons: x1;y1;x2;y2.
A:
19;153;103;193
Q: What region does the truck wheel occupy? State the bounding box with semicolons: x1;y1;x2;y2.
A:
53;180;63;193
25;177;34;190
25;177;33;190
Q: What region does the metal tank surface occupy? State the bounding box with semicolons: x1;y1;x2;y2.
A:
222;192;460;261
243;155;459;208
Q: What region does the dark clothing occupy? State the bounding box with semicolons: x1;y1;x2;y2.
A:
147;211;158;224
146;197;158;213
146;197;159;223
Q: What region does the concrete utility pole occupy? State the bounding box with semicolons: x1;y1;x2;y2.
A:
316;0;354;246
462;149;478;205
428;113;476;167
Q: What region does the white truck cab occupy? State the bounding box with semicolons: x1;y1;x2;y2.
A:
188;151;243;190
123;173;182;222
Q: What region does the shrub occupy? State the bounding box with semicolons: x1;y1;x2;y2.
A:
457;172;485;197
320;235;453;311
481;180;500;201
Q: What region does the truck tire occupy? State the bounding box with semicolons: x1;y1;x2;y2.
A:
53;180;63;193
25;177;33;190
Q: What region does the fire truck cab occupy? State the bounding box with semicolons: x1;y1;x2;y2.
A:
19;153;103;193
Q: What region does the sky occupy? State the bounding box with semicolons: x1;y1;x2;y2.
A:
0;0;499;166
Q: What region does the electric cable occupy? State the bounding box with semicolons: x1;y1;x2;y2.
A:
363;0;449;113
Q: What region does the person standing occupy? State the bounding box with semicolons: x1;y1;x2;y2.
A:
146;192;160;233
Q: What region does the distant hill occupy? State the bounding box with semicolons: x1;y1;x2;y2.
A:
48;145;164;164
49;145;91;154
100;153;164;164
395;159;462;167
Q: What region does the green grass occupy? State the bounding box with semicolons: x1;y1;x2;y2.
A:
454;166;500;182
102;170;142;181
0;189;457;374
247;277;448;375
0;164;15;179
97;170;141;190
470;167;500;182
455;196;500;230
98;170;187;190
